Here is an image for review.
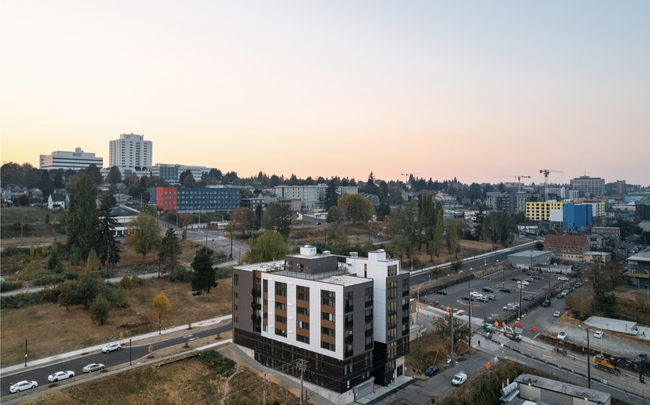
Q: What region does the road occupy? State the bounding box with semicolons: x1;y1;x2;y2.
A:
0;322;232;398
409;242;535;285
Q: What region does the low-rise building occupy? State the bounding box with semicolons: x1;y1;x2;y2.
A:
151;186;240;214
526;202;564;221
592;226;620;242
626;250;650;289
486;191;529;215
543;235;590;262
1;184;28;203
508;250;552;270
48;193;68;209
152;164;211;184
514;374;611;405
637;204;650;221
40;147;103;171
584;251;611;265
241;197;266;211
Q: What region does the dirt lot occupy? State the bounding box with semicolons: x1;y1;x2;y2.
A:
19;345;297;405
0;277;233;367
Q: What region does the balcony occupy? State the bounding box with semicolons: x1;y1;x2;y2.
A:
365;314;373;322
250;314;261;322
365;300;372;308
345;319;354;328
345;335;353;344
251;289;261;297
402;289;409;297
344;349;354;358
344;305;354;313
387;309;397;316
365;329;373;337
251;302;261;310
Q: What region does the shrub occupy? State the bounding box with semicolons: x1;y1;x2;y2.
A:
0;281;23;292
41;286;62;303
106;288;129;308
214;251;227;259
131;274;143;285
41;246;49;257
119;275;133;290
1;296;22;309
183;269;194;283
214;267;232;280
89;295;110;325
198;350;236;376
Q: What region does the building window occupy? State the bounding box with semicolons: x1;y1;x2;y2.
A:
402;278;409;296
275;282;287;297
387;282;397;300
275;315;287;324
233;274;238;286
263;280;268;293
296;320;309;330
233;292;238;299
297;307;310;316
322;312;335;322
275;302;287;311
297;286;309;301
365;287;373;307
275;329;287;338
388;265;398;277
321;290;335;307
321;342;335;352
297;335;310;344
321;326;335;337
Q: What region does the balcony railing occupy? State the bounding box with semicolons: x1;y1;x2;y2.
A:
365;329;373;337
365;314;373;322
345;305;354;313
345;320;353;328
345;335;353;344
344;349;353;358
365;300;372;308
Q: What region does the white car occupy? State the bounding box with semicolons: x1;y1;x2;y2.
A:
557;332;567;341
102;343;122;353
9;380;38;393
553;311;561;317
452;371;468;386
48;370;75;382
558;276;569;281
82;363;105;373
594;330;603;339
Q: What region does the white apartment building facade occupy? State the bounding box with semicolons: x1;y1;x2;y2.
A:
109;134;153;175
274;184;359;212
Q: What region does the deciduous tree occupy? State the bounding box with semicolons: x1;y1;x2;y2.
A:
230;207;257;236
106;166;122;184
58;280;75;310
243;230;289;264
481;212;517;246
262;203;292;239
153;291;172;333
89;295;110;325
432;210;444;257
127;213;162;260
387;235;410;266
338;194;375;224
449;219;460;258
327;206;346;224
86;248;98;272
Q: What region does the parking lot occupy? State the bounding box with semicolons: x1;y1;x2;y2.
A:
418;268;576;323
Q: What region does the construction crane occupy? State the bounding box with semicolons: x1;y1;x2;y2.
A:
400;173;422;187
540;169;563;201
494;175;531;192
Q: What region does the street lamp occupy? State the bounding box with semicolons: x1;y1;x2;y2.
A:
24;339;27;367
129;339;132;366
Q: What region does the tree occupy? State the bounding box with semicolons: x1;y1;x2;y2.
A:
181;228;187;240
534;241;544;250
127;213;162;260
432;210;444;257
66;175;98;257
240;188;254;198
47;250;59;270
377;201;391;219
262;203;292;239
230;207;256;236
140;203;157;217
481;212;518;246
82;164;104;185
324;180;339;210
387;235;410;266
96;194;121;266
387;202;421;250
449;219;460;258
255;204;263;228
58;280;75;310
191;247;217;293
106;166;122;184
243;230;289;264
89;295;110;325
565;290;593;320
119;275;133;290
450;260;463;273
158;228;182;279
153;291;172;333
179;170;195;187
338;194;375;224
39;170;54;200
325;222;348;246
432;312;472;347
430;267;446;280
467;183;482;203
87;248;99;272
327;206;346;224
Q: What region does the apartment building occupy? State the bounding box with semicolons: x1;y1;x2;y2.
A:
543;235;590;262
592;226;620;242
232;247;409;402
486;191;529;215
109;134;153;174
570;176;605;196
526;202;564;221
40;147;103;171
562;203;592;229
274;185;359;212
150;186;240;213
152;164;211;183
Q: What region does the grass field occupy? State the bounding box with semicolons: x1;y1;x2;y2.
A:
0;206;61;225
19;345;298;405
0;277;233;367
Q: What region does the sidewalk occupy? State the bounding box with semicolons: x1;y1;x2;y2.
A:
0;314;232;376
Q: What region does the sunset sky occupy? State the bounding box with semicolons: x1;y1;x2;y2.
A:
2;1;649;185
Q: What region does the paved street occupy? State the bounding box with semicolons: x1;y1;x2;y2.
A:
0;322;231;398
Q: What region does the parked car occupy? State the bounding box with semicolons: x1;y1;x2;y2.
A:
574;283;580;288
9;380;38;394
523;295;534;301
82;363;105;373
594;330;603;339
430;301;440;306
541;300;551;307
477;296;488;303
487;294;496;300
452;371;468;386
425;366;440;376
558;276;569;281
102;343;121;353
500;288;512;293
48;371;75;382
557;293;565;299
437;290;447;295
557;332;567;341
532;275;542;280
553;311;561;317
482;287;494;293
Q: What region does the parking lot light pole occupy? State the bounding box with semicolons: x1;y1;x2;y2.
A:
24;339;27;367
586;326;591;388
468;287;473;348
417;284;424;323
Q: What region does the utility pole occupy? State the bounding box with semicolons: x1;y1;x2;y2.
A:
296;359;308;405
24;339;27;367
586;326;591;388
518;282;522;320
262;373;269;405
548;270;551;301
450;309;455;363
502;267;505;290
468;276;472;349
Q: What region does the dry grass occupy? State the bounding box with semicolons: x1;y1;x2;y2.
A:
19;346;297;405
0;277;232;367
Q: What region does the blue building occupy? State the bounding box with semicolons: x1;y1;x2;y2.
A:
176;187;240;214
563;203;592;229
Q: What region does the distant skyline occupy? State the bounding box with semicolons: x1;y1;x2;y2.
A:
2;1;649;185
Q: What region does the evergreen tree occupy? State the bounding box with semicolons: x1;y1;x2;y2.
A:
106;166;122;184
191;247;216;293
96;195;121;266
39;170;54;200
324;180;339;210
158;228;182;279
432;210;444;257
87;248;99;272
449;219;460;258
66;175;98;257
